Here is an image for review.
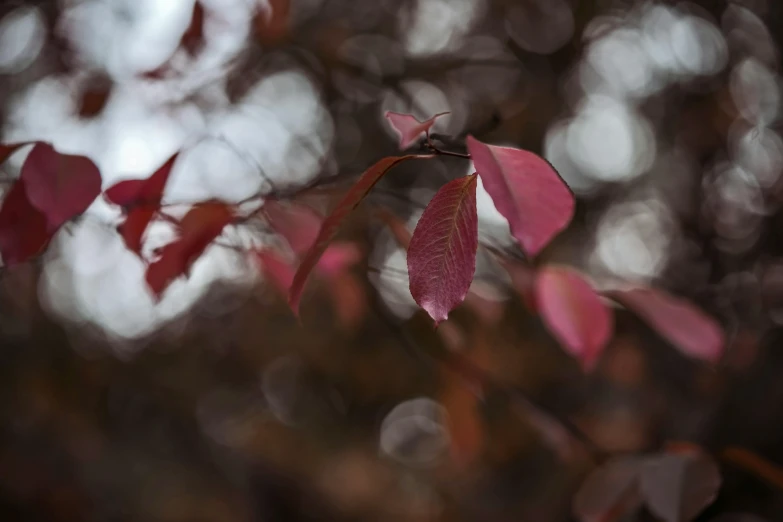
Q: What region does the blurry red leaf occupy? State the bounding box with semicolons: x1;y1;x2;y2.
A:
640;451;721;522
118;207;156;255
384;111;448;150
256;248;296;296
375;207;412;249
605;287;724;363
0;143;27;165
326;271;366;331
21;143;102;230
722;446;783;491
289;154;432;314
440;364;484;469
181;2;205;55
254;0;290;45
498;258;537;310
408;174;479;325
145;201;234;298
466;136;574;257
0;180;53;267
535;266;613;370
573;457;645;522
104;153;178;208
263;200;323;254
317;241;362;277
78;76;112;118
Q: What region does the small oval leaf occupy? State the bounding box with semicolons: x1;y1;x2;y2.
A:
573;457;645;522
288;154;432;314
535;266;613;370
605;287;724;363
384;111;448;150
466;136;574;257
408;174;479;325
640;451;721;522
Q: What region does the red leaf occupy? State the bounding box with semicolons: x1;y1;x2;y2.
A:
20;143;102;230
640;451;721;522
118;207;156;255
104;153;178;208
288;154;432;314
181;2;205;56
384;111;448;150
605;287;724;363
573;457;645;522
256;248;296;295
254;0;290;45
78;75;112;118
534;266;613;370
0;143;27;165
466;136;574;257
326;271;366;331
0;180;53;267
408;174;479;325
263;200;323;254
317;241;362;277
145;202;234;298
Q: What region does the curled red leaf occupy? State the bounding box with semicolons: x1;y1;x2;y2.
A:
21;143;102;230
604;286;724;363
384;111;449;150
535;266;613;370
408;174;479;325
288;154;433;314
145;201;234;298
466;136;574;257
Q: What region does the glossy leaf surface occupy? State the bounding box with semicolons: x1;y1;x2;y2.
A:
466;136;574;256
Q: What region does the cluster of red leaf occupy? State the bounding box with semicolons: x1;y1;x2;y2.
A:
285;111;725;369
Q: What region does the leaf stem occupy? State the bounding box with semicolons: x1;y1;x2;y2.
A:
426;133;471;159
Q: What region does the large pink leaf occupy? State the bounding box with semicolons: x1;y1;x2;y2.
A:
20;143;102;230
408;174;479;325
605;287;724;363
466;136;574;257
262;200;323;254
288;154;432;314
535;266;613;370
384;111;448;150
145;201;234;298
0;180;53;267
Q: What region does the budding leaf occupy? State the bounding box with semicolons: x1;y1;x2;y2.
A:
466;136;574;257
408;174;479;325
21;143;102;231
605;287;724;363
384;111;448;150
535;266;613;370
288;154;432;314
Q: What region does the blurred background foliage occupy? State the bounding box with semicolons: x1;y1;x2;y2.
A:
2;0;783;520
